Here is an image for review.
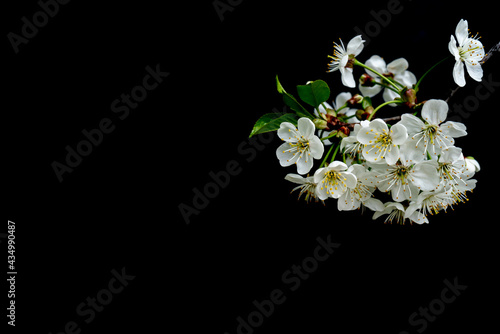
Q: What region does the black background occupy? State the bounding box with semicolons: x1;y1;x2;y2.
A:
4;0;499;333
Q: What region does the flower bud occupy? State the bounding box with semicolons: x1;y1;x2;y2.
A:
403;88;417;108
348;94;364;105
465;156;480;172
359;73;375;87
313;118;329;130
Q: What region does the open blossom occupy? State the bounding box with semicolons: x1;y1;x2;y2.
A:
285;174;322;203
327;35;365;88
373;202;428;225
338;165;384;211
359;55;417;104
277;118;324;175
314;161;357;200
367;150;441;202
399;99;467;162
340;121;369;161
436;146;471;190
357;118;408;165
448;19;485;87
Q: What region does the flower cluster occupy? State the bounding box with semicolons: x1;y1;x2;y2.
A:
250;19;489;224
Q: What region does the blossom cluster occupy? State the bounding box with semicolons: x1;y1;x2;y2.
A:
250;19;490;224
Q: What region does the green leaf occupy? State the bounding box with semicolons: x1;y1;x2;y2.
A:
275;75;315;119
296;80;330;108
276;75;286;94
361;96;372;109
249;113;299;138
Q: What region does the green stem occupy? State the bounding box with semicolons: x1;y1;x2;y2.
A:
320;142;336;168
372;81;400;94
368;99;403;121
330;143;341;163
354;59;401;91
414;56;450;92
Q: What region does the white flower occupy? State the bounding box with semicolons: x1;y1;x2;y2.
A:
436;146;470;190
314;161;357;200
327;35;365;88
338;164;383;211
448;19;485;87
340;121;369;162
373;202;427;225
285;174;322;203
368;150;441;202
405;189;454;223
465;156;480;173
277;118;324;175
359;55;417;105
399;99;467;162
357;118;408;165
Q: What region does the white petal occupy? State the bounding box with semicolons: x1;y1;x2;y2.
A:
276;142;299;166
334;92;352;109
399;114;425;135
296;154;313;175
448;35;460;61
421;99;448;125
465;62;483;82
387;58;408;75
411;161;440;191
440;121;467;138
309;136;325;159
297;118;315;139
278;122;300;142
284;173;306;184
384;146;400;165
453;60;466;87
359;83;383;98
365;55;386;77
346;35;365;56
341;67;356;88
455;19;469;46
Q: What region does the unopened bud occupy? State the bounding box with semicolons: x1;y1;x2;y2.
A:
403;88;417;108
313;118;329;130
348;94;364;105
359;73;375;87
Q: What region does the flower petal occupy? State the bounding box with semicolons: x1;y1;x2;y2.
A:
411;161;440;191
455;19;468;46
387;58;408;75
341;67;356;88
440;121;467;137
452;60;466;87
309;136;325;159
399;114;425;135
346;35;365;56
465;62;483;82
278;122;300;142
334;92;352;109
276;142;299;166
297;118;315;139
448;35;460;61
421;99;448;125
